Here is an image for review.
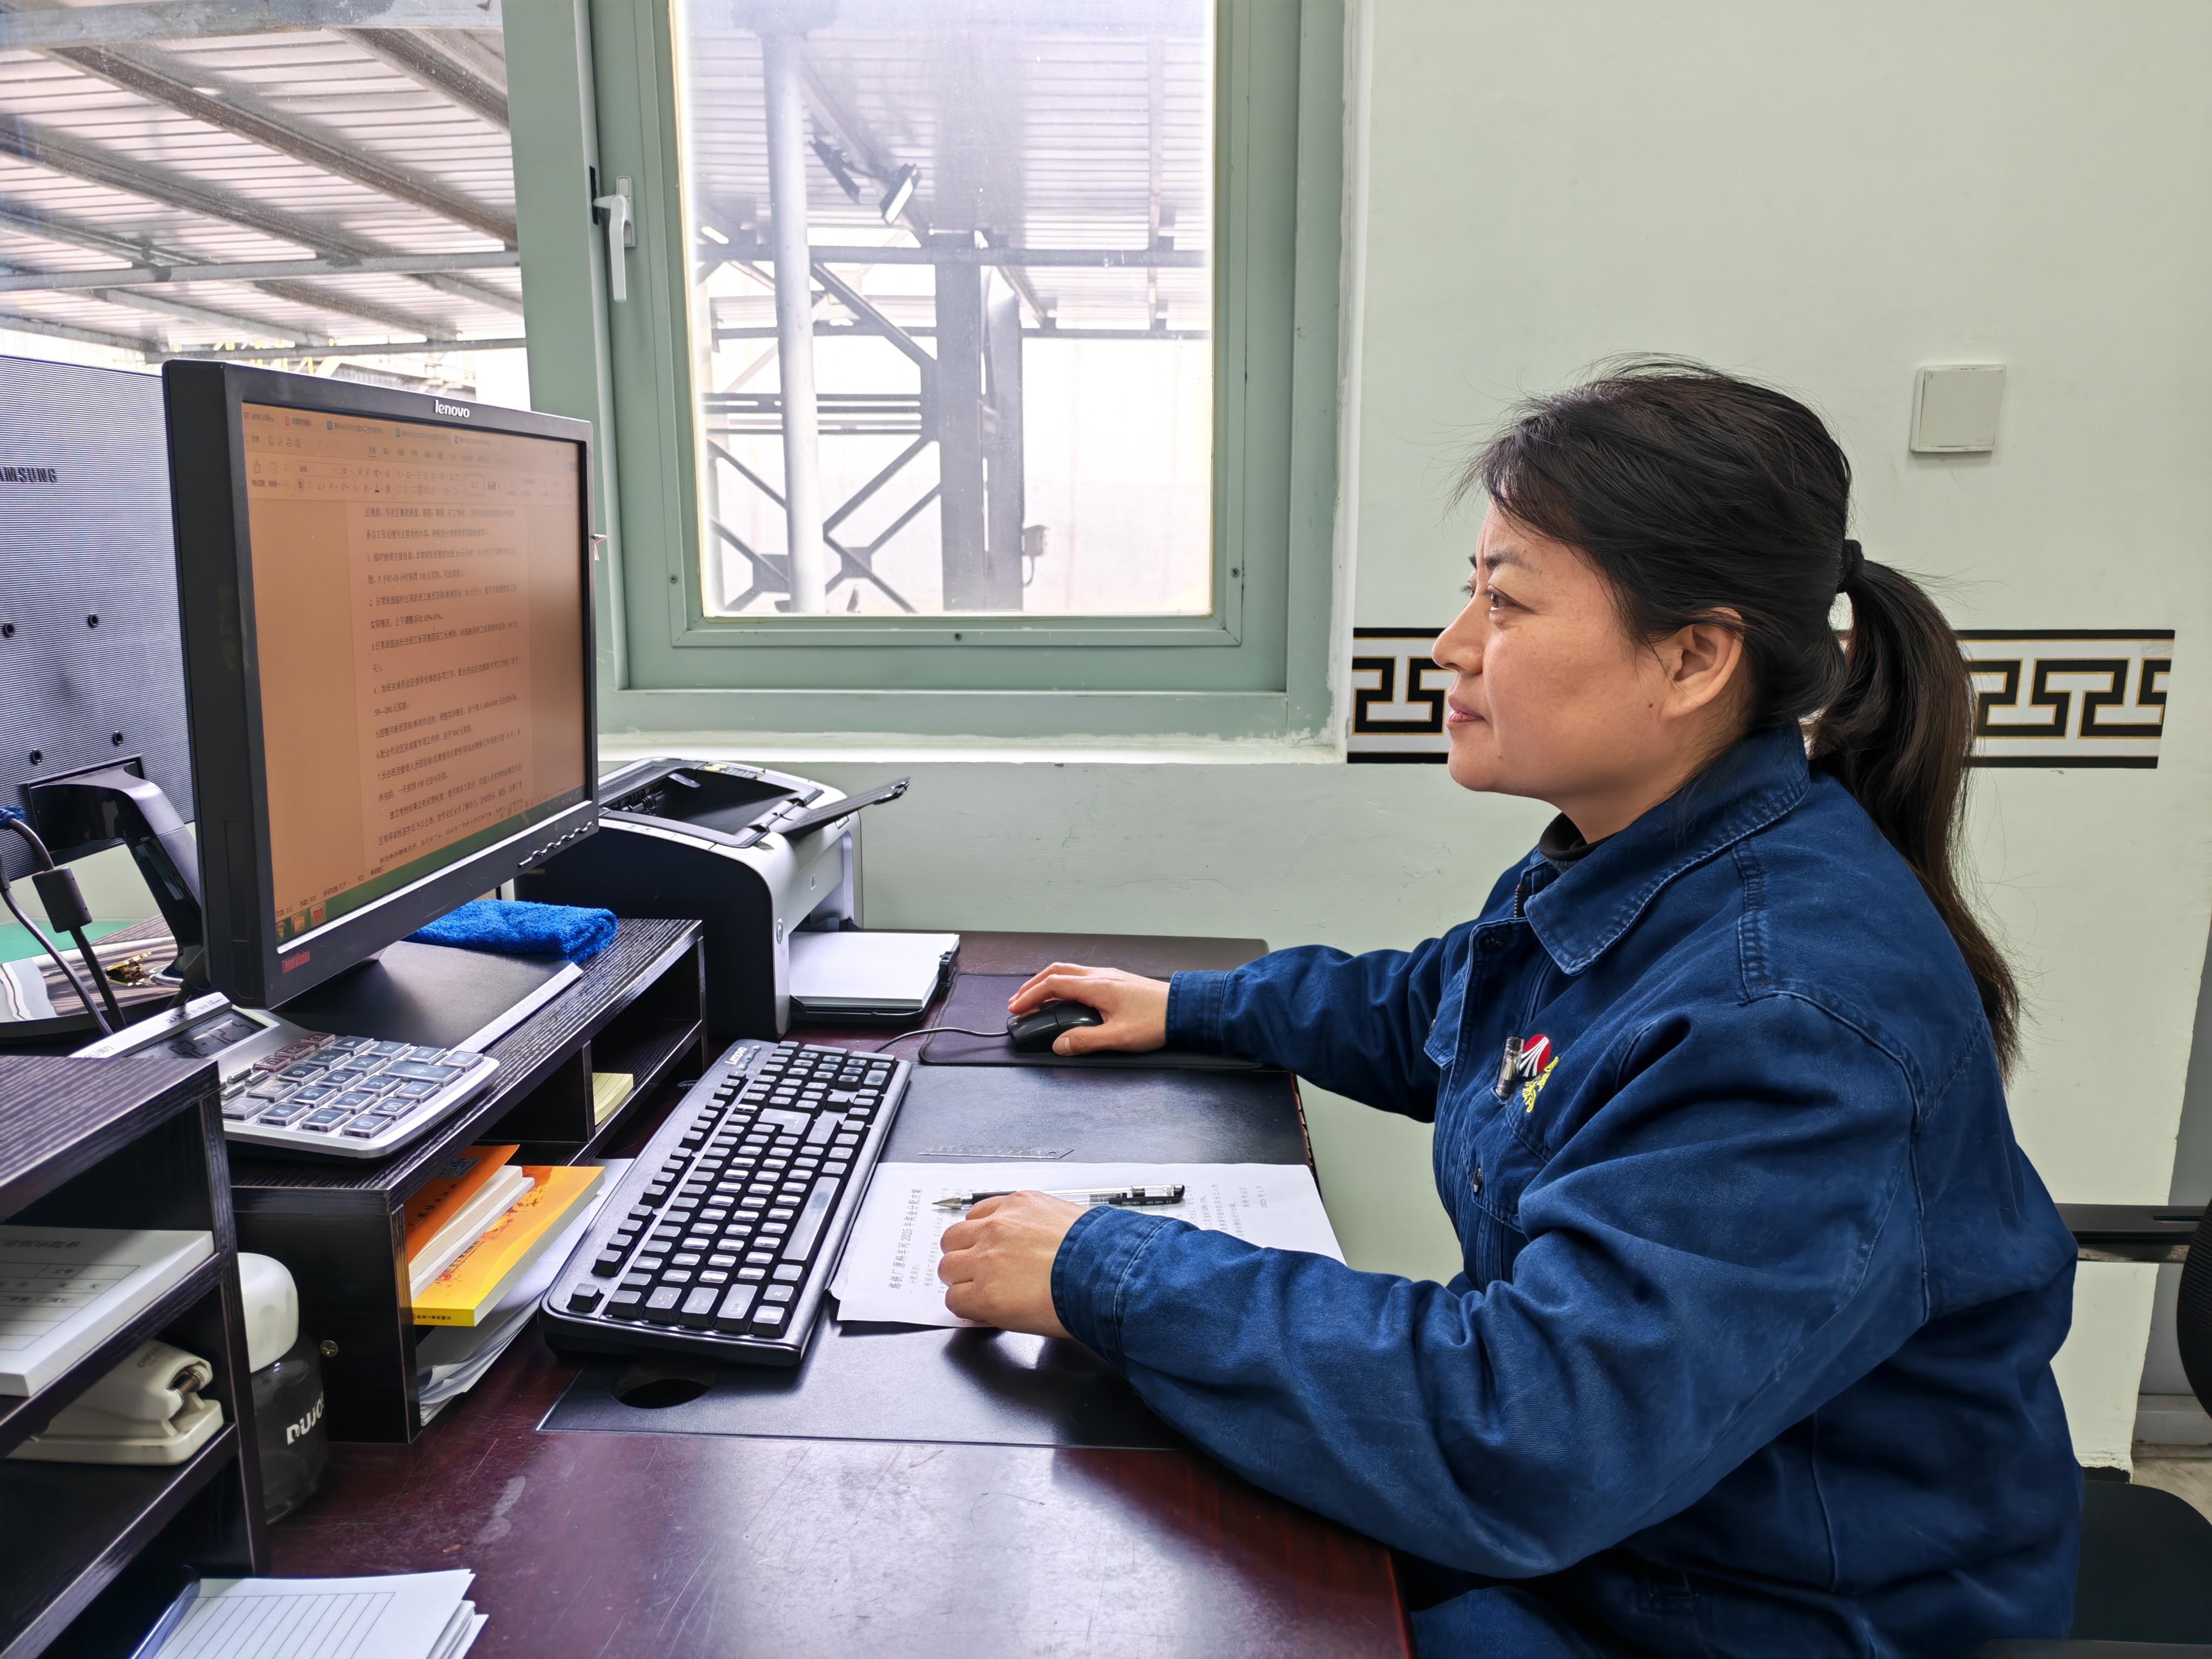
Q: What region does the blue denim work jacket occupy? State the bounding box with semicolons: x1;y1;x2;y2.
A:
1050;727;2080;1657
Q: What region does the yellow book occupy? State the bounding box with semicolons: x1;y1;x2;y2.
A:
590;1071;634;1124
401;1145;520;1263
412;1164;605;1328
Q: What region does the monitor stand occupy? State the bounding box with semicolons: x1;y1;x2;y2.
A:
268;940;582;1054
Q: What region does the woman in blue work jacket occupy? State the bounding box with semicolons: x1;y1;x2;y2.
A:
939;361;2080;1657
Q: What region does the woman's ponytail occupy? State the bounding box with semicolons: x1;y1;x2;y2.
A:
1466;359;2020;1074
1811;558;2019;1071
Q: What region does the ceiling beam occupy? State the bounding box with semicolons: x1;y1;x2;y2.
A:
252;278;436;335
410;269;521;315
337;27;508;130
0;201;155;265
92;285;334;345
166;335;525;362
0;306;161;355
0;125;523;315
0;249;519;293
42;41;518;245
0;2;504;51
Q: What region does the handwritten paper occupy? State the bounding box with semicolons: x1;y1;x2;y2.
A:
828;1162;1343;1328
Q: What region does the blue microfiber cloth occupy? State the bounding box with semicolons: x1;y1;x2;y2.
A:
408;899;616;965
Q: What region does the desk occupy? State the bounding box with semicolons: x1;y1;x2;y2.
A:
268;932;1409;1657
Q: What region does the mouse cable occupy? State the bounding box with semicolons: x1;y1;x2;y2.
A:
865;1023;1008;1053
0;818;117;1036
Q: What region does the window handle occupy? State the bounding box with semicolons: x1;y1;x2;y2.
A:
593;179;634;304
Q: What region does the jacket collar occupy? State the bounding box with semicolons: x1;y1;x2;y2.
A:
1521;725;1811;974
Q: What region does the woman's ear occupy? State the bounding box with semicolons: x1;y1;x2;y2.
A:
1659;612;1748;721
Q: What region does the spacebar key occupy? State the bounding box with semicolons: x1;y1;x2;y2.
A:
781;1178;842;1262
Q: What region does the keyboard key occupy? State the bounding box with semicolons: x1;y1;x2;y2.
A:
259;1103;314;1124
646;1285;683;1312
329;1035;373;1051
609;1289;646;1317
711;1283;758;1330
763;1284;795;1304
621;1272;654;1290
221;1097;259;1120
737;1266;766;1282
341;1114;397;1138
751;1305;788;1334
369;1041;408;1055
680;1286;720;1326
671;1252;702;1267
660;1269;693;1285
568;1283;604;1312
698;1270;730;1286
744;1250;775;1266
593;1249;628;1277
783;1178;841;1262
708;1253;739;1268
771;1264;804;1283
297;1109;352;1131
633;1255;666;1272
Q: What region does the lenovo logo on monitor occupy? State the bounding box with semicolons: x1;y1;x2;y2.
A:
0;464;58;483
434;400;470;419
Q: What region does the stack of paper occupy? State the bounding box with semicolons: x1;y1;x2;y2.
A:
416;1163;625;1420
787;930;959;1017
413;1164;605;1328
828;1162;1344;1327
136;1571;483;1659
0;1227;214;1395
404;1148;528;1300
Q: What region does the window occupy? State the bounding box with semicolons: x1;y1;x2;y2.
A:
0;11;527;399
681;4;1216;620
576;0;1343;739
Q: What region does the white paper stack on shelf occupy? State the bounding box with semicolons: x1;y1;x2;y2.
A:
829;1162;1344;1327
787;930;959;1018
414;1162;625;1421
134;1570;484;1659
0;1226;214;1395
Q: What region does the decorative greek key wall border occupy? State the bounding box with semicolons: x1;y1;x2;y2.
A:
1347;628;2175;769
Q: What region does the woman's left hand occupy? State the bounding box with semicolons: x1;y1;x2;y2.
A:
937;1191;1085;1337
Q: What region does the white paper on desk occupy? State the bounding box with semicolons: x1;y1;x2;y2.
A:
141;1571;475;1659
828;1162;1343;1328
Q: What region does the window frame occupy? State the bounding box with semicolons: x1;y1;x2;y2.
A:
516;0;1344;741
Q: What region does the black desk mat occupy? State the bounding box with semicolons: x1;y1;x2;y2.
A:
920;973;1263;1071
542;1324;1183;1450
541;1063;1307;1447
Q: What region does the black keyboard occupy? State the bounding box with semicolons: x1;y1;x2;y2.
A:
537;1037;907;1367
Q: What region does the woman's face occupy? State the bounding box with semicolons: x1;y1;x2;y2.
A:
1432;507;1743;837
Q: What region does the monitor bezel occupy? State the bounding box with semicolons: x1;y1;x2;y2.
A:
165;361;599;1011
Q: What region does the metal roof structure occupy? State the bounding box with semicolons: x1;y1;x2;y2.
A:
0;0;521;372
685;0;1215;614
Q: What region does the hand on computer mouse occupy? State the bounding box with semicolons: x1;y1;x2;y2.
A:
1005;964;1169;1055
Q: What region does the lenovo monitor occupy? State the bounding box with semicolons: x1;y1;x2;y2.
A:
164;363;597;1009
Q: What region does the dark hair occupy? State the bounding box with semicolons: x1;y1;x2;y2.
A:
1461;358;2019;1073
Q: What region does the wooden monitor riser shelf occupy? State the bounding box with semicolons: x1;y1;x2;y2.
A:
74;916;710;1446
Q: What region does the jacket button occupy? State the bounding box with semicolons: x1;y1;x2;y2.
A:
1469;1167;1483;1195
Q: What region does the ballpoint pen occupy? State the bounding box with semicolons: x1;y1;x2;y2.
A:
934;1183;1187;1211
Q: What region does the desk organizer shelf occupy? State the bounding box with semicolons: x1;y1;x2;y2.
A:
226;918;706;1444
0;1055;264;1659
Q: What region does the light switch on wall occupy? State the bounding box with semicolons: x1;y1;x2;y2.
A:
1910;364;2007;453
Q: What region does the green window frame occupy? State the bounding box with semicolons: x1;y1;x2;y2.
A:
508;0;1343;741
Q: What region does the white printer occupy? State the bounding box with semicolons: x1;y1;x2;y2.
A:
515;758;907;1047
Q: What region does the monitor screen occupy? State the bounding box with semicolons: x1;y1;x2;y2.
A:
238;402;589;946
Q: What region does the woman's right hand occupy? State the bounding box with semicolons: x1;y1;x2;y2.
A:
1006;963;1171;1056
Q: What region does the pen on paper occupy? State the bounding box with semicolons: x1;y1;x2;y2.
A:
932;1184;1188;1211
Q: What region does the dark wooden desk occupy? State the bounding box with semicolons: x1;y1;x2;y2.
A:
269;932;1410;1658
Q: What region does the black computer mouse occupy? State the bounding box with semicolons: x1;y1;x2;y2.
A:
1006;1000;1105;1053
